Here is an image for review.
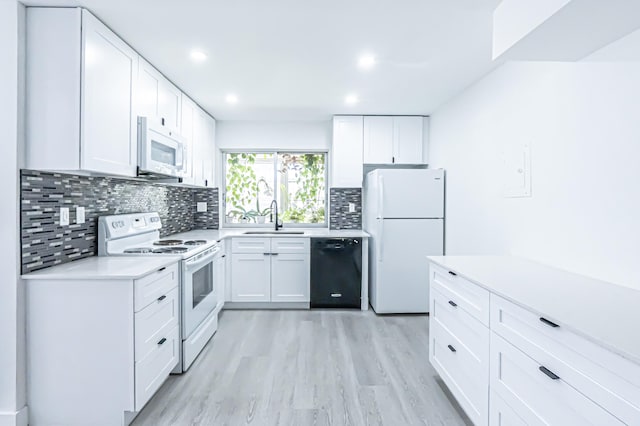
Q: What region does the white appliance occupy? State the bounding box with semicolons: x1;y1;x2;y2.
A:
98;212;221;371
364;169;445;314
138;116;186;178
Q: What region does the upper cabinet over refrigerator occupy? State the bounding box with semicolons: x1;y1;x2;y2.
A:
363;116;429;165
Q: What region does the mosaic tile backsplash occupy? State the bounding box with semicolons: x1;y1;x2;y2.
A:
21;170;219;273
329;188;362;230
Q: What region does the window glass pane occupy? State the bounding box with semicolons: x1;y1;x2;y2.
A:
277;153;326;224
225;153;275;224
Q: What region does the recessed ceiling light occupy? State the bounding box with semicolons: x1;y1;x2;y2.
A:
225;94;239;104
190;49;207;63
345;94;359;105
358;54;376;70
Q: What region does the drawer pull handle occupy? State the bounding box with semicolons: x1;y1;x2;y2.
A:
448;271;457;276
447;344;456;353
539;317;559;328
539;366;560;380
271;253;279;256
263;252;271;256
158;267;166;272
157;295;167;301
157;338;167;345
448;300;457;307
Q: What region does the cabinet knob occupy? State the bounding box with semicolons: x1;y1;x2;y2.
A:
539;317;559;328
539;366;560;380
158;267;166;273
157;337;167;345
447;344;456;353
157;295;167;301
448;300;457;307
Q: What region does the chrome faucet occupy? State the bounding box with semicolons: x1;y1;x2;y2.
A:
269;200;282;231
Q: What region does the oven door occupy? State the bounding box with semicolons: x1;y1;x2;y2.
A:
138;116;185;177
182;249;218;337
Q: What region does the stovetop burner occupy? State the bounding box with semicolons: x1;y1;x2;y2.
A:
184;240;207;246
152;247;189;254
153;239;184;246
123;247;154;254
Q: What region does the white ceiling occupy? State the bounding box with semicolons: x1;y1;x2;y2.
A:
26;0;502;120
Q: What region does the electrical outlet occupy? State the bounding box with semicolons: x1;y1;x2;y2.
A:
197;202;208;212
348;203;356;213
60;207;70;226
76;207;85;224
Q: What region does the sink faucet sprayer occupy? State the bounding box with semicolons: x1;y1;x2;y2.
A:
269;200;282;231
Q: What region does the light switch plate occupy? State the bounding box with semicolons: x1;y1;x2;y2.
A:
76;207;85;224
60;207;69;226
197;202;208;212
348;203;356;213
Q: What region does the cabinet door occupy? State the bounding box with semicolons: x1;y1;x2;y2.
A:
271;253;310;302
80;10;137;177
215;253;226;306
137;59;181;132
180;95;197;185
203;114;216;187
331;116;363;187
392;116;424;164
231;254;271;302
363;116;393;164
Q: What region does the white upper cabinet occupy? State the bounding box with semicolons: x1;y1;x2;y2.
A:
331;116;364;187
363;116;393;164
180;95;197;185
137;58;181;132
182;95;215;188
26;8;138;177
363;116;427;165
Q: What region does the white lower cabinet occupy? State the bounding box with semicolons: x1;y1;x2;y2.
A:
429;260;640;426
230;238;310;304
26;261;180;426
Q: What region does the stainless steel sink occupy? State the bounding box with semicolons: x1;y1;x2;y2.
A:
243;231;305;235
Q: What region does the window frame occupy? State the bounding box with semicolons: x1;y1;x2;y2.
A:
221;149;329;229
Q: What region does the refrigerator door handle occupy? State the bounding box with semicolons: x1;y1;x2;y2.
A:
378;175;384;219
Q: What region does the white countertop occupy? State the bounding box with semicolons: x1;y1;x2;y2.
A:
170;228;370;242
427;255;640;364
22;256;181;280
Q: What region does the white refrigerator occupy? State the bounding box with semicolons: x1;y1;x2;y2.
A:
364;168;445;314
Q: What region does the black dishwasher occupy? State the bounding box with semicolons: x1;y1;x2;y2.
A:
310;238;362;309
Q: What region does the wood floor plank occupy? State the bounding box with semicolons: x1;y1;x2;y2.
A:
132;310;471;426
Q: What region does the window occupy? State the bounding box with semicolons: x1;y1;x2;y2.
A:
223;151;327;226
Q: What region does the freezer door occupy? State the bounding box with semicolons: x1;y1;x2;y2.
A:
371;218;443;314
378;169;444;218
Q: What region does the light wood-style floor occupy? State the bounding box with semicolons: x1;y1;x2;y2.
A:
132;310;471;426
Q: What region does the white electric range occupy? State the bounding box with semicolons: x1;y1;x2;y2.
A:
98;212;221;372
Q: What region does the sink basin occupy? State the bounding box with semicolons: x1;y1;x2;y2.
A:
243;231;305;235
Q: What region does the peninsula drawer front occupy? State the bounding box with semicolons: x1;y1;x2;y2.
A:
491;294;640;425
430;319;489;426
271;238;310;254
135;325;179;411
431;287;489;364
135;287;180;362
134;263;179;312
490;333;625;426
431;265;490;326
231;238;270;254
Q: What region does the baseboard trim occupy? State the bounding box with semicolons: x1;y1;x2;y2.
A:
223;302;310;310
0;406;28;426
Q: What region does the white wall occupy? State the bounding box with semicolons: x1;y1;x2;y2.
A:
216;120;331;151
0;0;27;425
430;61;640;289
583;28;640;61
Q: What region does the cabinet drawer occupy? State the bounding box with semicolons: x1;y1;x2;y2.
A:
271;238;309;254
134;263;179;312
430;264;490;326
135;287;179;362
490;333;625;426
430;320;489;426
135;325;179;411
491;294;640;425
231;238;270;254
431;286;489;364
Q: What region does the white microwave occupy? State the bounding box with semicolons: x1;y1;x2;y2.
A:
137;116;186;178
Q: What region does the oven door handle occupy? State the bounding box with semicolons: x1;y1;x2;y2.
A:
185;253;216;270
